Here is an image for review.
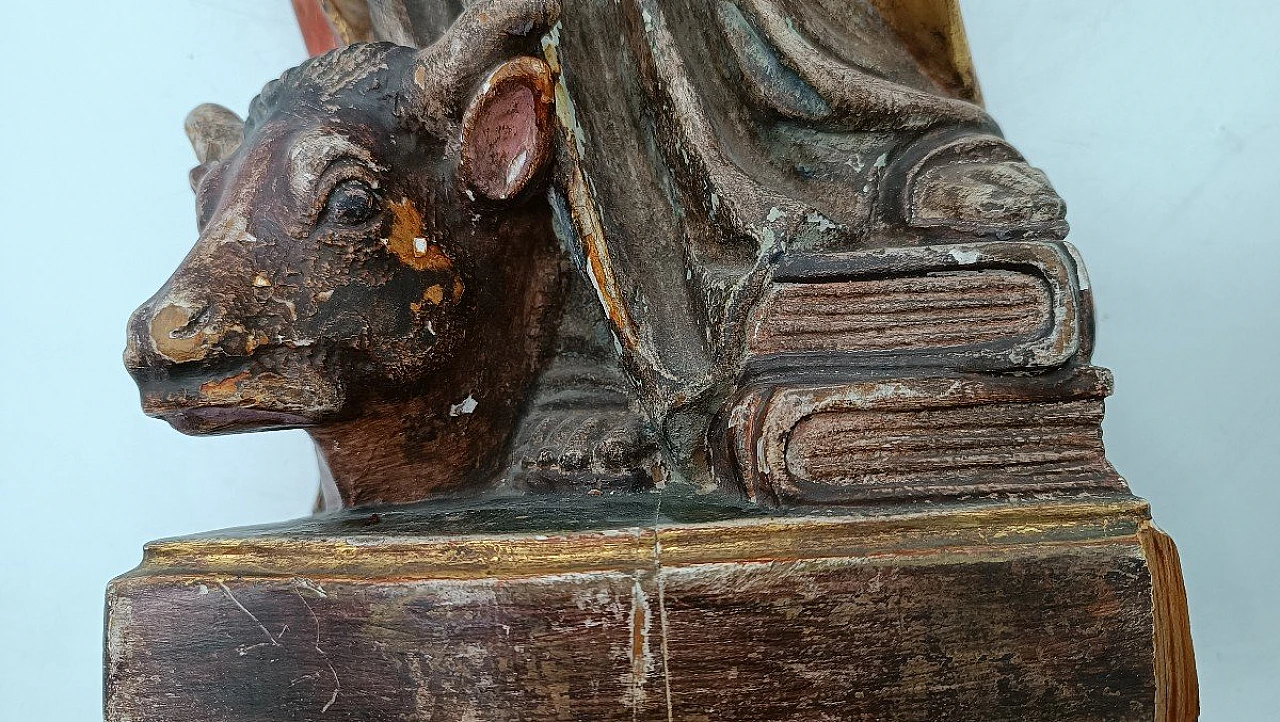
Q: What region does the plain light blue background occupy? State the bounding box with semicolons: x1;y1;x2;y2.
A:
0;1;1275;719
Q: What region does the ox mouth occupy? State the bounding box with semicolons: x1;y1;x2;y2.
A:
157;406;315;435
129;356;339;436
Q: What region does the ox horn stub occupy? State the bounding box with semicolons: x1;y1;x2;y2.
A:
184;102;245;166
406;0;561;128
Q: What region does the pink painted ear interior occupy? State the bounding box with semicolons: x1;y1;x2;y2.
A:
460;58;553;201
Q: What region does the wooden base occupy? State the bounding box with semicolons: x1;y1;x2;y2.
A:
105;492;1196;720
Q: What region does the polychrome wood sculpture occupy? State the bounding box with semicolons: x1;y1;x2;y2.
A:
108;1;1198;719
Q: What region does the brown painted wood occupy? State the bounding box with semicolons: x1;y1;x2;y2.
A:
660;550;1153;721
110;3;1199;719
105;494;1189;721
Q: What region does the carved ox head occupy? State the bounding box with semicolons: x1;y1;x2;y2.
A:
125;2;561;501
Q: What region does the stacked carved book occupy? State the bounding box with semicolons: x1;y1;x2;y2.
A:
719;240;1118;504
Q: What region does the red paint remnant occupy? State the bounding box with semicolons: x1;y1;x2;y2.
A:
291;0;341;57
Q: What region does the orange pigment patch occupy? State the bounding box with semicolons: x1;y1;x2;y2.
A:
149;305;209;363
199;371;252;400
386;199;453;272
452;277;466;301
565;166;639;350
244;332;270;354
410;285;447;315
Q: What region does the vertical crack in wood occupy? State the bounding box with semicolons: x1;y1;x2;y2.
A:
627;578;649;719
651;495;675;722
656;566;674;722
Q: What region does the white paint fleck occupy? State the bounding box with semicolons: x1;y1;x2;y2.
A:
855;382;921;402
449;394;478;417
273;297;298;321
766;207;785;222
413;237;428;256
805;212;837;233
949;247;981;265
293;577;328;598
506;149;529;186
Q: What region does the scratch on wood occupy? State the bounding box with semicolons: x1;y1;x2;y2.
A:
217;581;280;647
295;589;341;713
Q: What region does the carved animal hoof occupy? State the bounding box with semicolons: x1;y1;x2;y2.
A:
509;407;658;494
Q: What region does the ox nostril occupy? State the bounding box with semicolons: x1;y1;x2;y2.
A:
163;303;212;339
148;302;216;363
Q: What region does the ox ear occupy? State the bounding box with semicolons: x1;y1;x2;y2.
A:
185;103;244;167
458;57;555;201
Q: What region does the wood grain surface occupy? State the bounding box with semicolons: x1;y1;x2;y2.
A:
106;494;1193;721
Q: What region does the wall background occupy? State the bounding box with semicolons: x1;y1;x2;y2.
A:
0;1;1274;719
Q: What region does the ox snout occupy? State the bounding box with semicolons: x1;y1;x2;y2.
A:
125;296;218;369
124;280;344;436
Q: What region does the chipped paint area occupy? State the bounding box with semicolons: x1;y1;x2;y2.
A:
541;23;586;158
385;199;453;272
1062;241;1092;290
622;579;655;710
199;371;252;400
148;302;211;363
449;394;478;417
409;284;448;316
286;128;380;201
421;284;445;305
805;211;836;233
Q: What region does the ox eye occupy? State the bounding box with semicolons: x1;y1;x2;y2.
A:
322;180;378;225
